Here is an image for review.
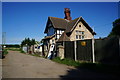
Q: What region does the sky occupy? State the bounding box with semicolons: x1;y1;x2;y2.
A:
2;2;119;44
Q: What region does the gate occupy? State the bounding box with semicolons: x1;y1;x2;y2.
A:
64;41;74;60
76;39;92;61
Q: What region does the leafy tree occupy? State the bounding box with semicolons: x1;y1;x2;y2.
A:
108;18;120;37
31;39;36;45
21;38;36;47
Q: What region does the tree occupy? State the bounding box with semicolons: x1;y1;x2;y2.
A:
108;18;120;37
21;38;37;53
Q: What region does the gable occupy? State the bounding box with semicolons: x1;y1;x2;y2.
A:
44;18;53;33
68;17;96;35
69;21;94;41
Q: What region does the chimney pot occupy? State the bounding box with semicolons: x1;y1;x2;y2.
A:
64;8;72;20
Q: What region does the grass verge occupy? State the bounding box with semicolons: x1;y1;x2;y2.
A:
52;57;120;75
52;57;80;67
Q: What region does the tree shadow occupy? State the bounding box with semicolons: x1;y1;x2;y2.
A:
59;64;120;80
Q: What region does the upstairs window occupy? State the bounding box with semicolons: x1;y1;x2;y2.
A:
81;36;84;39
79;35;81;39
79;25;81;27
76;30;79;34
82;31;84;35
76;35;79;39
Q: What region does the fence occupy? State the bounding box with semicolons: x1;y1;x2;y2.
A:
95;36;120;64
57;36;120;64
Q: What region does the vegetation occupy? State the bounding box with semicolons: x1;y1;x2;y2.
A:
52;57;120;75
21;38;36;47
108;18;120;37
5;44;20;48
2;49;8;55
19;48;25;53
21;38;36;53
53;57;80;67
6;48;20;51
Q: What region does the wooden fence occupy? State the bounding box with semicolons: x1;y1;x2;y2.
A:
57;36;120;64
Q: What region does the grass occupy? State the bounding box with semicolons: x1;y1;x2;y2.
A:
19;48;26;53
6;48;20;51
30;53;46;58
20;50;25;53
6;48;26;53
52;57;80;67
52;57;120;75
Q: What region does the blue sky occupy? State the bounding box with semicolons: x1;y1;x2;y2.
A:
2;2;119;44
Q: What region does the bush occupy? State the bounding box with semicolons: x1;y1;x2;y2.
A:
3;49;8;55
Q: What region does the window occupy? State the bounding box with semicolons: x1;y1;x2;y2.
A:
79;31;82;34
82;31;84;35
76;30;79;34
79;25;81;27
79;35;81;39
57;35;60;39
81;36;84;39
76;30;85;40
52;40;54;43
76;35;78;39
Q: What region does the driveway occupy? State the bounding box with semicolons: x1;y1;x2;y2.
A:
2;51;73;78
2;51;119;79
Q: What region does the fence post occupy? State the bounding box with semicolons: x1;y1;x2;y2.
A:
74;41;77;61
92;38;95;63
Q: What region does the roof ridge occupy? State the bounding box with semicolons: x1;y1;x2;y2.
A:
49;16;67;21
70;17;81;32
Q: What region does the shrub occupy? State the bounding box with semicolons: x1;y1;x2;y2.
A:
3;49;8;55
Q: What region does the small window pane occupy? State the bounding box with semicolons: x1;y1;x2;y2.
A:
82;31;84;34
79;35;81;39
82;36;84;39
79;31;81;34
76;30;79;34
76;35;78;39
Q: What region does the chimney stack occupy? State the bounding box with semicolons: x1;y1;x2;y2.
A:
64;8;72;20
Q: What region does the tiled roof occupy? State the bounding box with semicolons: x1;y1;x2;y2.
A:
49;17;68;29
65;17;80;32
44;16;96;35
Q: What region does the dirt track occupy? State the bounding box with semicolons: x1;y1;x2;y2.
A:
2;51;71;78
2;51;119;79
